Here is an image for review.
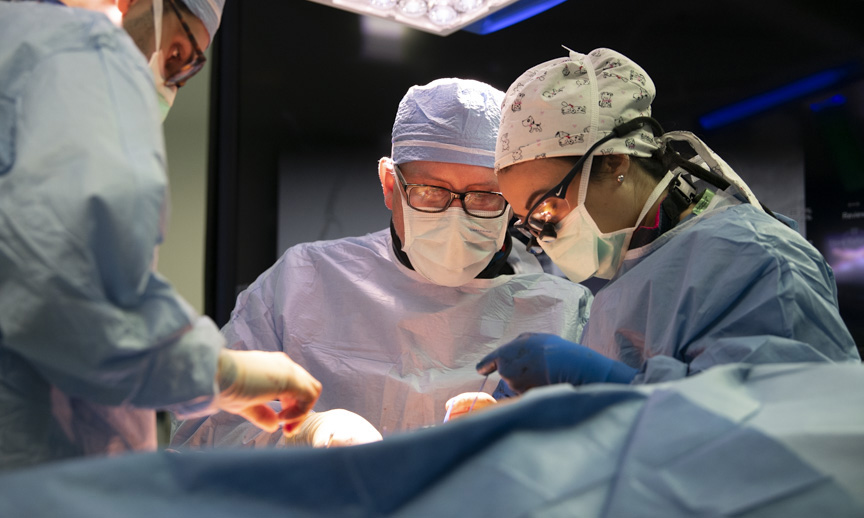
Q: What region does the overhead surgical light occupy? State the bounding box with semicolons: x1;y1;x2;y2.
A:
307;0;541;36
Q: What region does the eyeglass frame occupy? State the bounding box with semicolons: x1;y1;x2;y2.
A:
393;164;509;219
513;134;612;245
514;117;661;251
163;0;207;88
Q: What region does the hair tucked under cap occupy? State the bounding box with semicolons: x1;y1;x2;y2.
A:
495;48;658;172
392;78;504;168
178;0;224;46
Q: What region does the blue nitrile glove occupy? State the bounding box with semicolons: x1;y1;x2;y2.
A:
476;333;638;395
491;379;518;400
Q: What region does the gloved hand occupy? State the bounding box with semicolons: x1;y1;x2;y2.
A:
476;333;637;394
283;409;383;448
216;349;322;435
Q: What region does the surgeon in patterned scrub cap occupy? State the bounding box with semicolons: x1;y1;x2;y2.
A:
476;47;859;396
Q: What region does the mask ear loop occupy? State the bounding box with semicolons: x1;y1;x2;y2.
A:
153;0;163;70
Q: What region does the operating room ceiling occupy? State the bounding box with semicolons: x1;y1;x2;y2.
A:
231;0;863;156
209;0;864;329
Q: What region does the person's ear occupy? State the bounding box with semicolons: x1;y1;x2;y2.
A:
602;154;630;179
116;0;134;15
378;157;395;210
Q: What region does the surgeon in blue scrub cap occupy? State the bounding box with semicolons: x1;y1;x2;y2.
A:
171;78;592;449
0;0;323;470
478;47;860;394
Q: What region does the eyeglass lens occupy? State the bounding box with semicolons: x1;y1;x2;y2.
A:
406;185;506;216
163;0;206;87
525;197;571;233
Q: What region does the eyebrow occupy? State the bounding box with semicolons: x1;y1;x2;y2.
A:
401;169;498;192
521;186;555;216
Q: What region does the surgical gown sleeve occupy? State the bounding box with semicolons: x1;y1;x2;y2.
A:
220;265;286;354
0;14;221;415
583;205;860;384
172;259;291;448
172;278;284;448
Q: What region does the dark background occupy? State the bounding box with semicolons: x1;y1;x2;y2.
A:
205;0;864;353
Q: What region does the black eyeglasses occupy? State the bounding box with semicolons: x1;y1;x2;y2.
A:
394;164;509;219
514;117;663;251
163;0;206;88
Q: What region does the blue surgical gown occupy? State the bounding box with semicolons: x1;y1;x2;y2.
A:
172;229;592;448
0;2;222;469
582;188;860;382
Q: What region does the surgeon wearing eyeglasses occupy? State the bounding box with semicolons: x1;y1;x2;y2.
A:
172;78;591;450
0;0;322;470
477;47;860;395
120;0;209;119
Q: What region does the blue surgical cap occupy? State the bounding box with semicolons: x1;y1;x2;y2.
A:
178;0;225;45
392;78;504;168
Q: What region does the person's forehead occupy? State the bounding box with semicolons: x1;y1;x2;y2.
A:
399;161;497;186
498;160;571;209
499;159;565;182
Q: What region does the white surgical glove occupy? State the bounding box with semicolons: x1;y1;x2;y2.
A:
215;349;322;435
284;409;383;448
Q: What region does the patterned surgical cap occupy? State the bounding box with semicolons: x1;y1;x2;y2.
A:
495;48;658;172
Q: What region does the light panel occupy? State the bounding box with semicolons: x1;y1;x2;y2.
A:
306;0;523;36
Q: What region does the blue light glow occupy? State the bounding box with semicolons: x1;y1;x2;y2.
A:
699;66;856;130
462;0;568;35
810;94;847;112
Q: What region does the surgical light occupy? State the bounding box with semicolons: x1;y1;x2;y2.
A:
306;0;526;36
428;1;459;26
454;0;484;11
398;0;428;17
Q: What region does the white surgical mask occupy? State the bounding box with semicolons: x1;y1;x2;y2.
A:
541;170;674;283
400;201;509;287
148;0;177;122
